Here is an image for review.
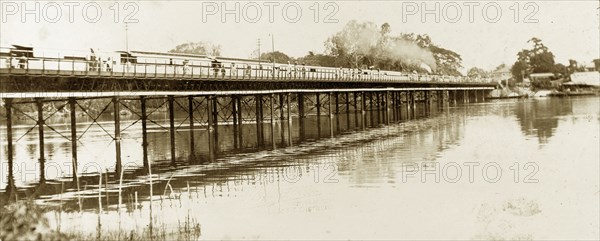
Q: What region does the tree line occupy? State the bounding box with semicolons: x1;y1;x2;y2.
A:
168;20;465;76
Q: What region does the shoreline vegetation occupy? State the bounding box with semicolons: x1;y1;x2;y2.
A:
1;188;202;241
1;164;201;241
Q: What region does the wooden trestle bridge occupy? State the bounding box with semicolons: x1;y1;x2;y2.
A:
0;53;495;192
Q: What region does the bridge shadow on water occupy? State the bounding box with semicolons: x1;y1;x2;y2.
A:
0;97;455;211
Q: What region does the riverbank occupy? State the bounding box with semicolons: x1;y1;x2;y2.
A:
488;86;599;99
1;200;201;241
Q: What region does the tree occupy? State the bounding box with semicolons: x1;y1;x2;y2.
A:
260;51;293;64
593;59;600;71
169;42;221;56
430;45;463;76
511;37;556;81
494;64;507;72
325;20;380;67
511;60;529;82
325;20;462;75
551;63;567;77
297;51;338;67
467;67;488;78
527;38;555;73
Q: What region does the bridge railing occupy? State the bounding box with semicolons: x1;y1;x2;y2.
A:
0;54;494;84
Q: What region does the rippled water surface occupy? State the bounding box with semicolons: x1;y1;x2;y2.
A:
1;97;599;240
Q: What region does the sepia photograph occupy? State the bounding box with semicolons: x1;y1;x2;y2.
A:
0;0;599;240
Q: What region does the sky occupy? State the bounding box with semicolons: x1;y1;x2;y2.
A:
1;0;599;72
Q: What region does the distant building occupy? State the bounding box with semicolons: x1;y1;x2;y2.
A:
529;73;563;89
568;72;600;87
529;73;555;80
491;65;512;82
583;62;597;72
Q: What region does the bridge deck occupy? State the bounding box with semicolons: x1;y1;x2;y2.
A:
0;56;496;93
0;86;494;99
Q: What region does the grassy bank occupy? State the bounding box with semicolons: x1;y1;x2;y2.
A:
1;200;201;241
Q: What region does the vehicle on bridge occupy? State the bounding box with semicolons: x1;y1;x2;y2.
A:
0;45;493;84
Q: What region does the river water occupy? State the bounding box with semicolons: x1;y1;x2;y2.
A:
1;96;599;240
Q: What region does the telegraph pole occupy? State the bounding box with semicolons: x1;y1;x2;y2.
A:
257;38;261;62
269;34;275;68
125;23;129;53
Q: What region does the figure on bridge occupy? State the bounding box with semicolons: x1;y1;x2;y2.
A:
18;55;28;69
183;60;190;76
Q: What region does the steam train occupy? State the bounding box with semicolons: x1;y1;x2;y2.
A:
0;45;469;83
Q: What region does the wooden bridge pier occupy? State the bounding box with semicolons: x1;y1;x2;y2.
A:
255;95;263;147
334;92;340;134
360;92;366;130
35;98;46;183
353;93;358;129
4;98;14;191
269;94;276;150
232;96;238;149
237;96;244;148
328;92;334;137
345;92;351;130
279;93;286;146
0;87;493;186
167;95;176;166
140;96;149;169
286;93;292;146
188;96;196;162
316;93;322;138
207;96;216;161
298;93;306;141
68;98;78;181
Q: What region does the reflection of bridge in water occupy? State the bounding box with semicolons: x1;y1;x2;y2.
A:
6;104;466;212
0;52;495;203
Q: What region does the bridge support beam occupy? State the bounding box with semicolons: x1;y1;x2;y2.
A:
213;97;220;153
403;92;408;119
390;91;398;122
168;95;176;166
369;92;374;127
354;92;359;129
360;92;366;130
188;96;196;162
345;92;350;130
269;94;276;150
232;96;238;149
316;93;322;138
113;97;123;174
410;91;416;118
328;92;334;137
396;92;401;121
207;96;215;161
385;91;390;125
298;93;306;141
238;96;244;148
5;99;15;191
36;98;46;183
279;94;286;145
453;90;457;105
255;95;263;148
69;98;78;182
335;92;340;133
376;92;381;125
286;93;292;146
440;90;447;108
410;91;417;110
141;96;149;168
424;91;429;113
